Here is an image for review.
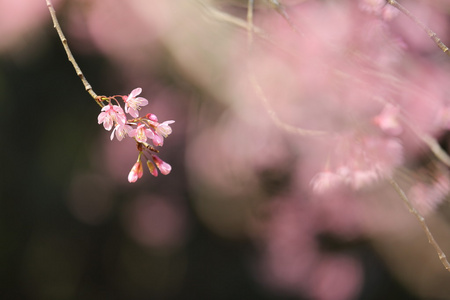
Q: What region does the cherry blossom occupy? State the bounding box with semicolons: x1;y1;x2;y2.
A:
310;171;343;194
95;87;174;181
123;87;149;118
310;135;404;192
154;120;175;146
98;104;126;131
129;123;154;144
337;136;403;189
110;123;133;141
373;104;403;136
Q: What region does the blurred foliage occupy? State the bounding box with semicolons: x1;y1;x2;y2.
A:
0;1;442;299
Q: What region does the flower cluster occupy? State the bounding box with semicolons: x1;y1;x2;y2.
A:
310;134;403;193
97;88;174;182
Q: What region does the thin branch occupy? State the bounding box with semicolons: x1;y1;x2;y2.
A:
387;0;450;56
418;134;450;167
196;1;264;35
245;0;327;137
264;0;304;36
248;72;327;136
46;0;102;106
247;0;255;50
388;177;450;271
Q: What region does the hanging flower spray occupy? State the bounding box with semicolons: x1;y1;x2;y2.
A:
46;0;174;183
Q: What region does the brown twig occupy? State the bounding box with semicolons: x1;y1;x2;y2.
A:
385;1;450;168
387;0;450;56
46;0;102;106
245;0;327;137
388;177;450;271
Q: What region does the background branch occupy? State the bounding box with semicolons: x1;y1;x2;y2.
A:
388;177;450;271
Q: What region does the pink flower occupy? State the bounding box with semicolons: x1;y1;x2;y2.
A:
129;123;154;143
310;171;343;193
128;158;144;183
98;104;126;131
358;0;385;14
341;169;380;190
331;134;403;189
373;104;403;136
123;88;148;118
111;123;133;141
154;120;175;146
152;155;172;175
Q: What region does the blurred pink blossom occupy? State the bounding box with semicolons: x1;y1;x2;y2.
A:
310;255;363;300
373;104;403;136
123;195;187;249
255;197;363;299
310;171;344;194
36;0;450;296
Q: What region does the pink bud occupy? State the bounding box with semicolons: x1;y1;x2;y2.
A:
147;160;158;177
128;159;143;183
152;155;172;175
146;113;158;122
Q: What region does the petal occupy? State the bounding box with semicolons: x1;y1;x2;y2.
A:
129;87;142;98
153;134;164;146
98;112;106;124
115;127;124;141
145;129;155;139
135;129;147;143
103;118;113;131
128;107;139;118
110;127;116;140
157;125;172;137
135;97;148;106
113;105;125;114
162;120;175;125
128;129;137;137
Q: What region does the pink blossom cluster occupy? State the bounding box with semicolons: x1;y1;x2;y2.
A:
97;88;174;182
310;134;404;192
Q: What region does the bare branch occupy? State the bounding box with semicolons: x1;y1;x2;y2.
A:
245;0;327;137
388;177;450;271
387;0;450;56
46;0;102;106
